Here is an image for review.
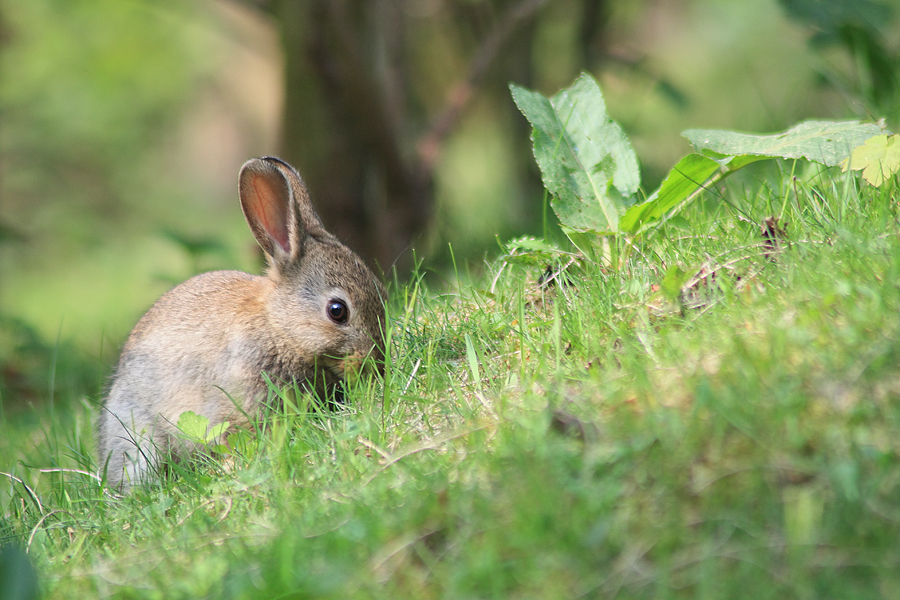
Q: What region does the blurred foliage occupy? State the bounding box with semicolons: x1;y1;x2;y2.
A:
0;544;40;600
0;0;230;404
2;0;900;408
159;228;236;283
842;133;900;186
779;0;900;122
0;315;102;415
0;0;220;246
268;0;586;269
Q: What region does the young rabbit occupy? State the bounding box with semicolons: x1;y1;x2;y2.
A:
97;156;386;490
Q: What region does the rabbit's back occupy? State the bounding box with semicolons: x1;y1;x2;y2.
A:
98;271;286;481
110;270;280;409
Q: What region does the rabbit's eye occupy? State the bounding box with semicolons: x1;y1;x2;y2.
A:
327;299;349;324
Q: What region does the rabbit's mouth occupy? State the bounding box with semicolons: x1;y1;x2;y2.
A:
311;351;381;405
317;355;344;374
306;357;349;407
315;356;353;390
341;348;385;380
319;352;367;380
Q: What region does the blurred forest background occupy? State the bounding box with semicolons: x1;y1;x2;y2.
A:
1;0;898;410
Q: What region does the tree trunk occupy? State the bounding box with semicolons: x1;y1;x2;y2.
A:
275;0;432;273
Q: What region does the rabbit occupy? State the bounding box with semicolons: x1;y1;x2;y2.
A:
97;156;386;490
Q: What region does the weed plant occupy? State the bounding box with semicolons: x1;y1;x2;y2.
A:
3;164;900;598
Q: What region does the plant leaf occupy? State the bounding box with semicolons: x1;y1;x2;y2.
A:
511;73;640;235
622;120;889;236
620;153;774;234
177;410;210;442
684;120;885;167
840;134;900;186
620;154;721;234
561;228;600;259
206;421;230;444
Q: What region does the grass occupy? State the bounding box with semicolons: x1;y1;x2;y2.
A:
3;162;900;598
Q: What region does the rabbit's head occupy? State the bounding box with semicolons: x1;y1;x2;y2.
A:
239;157;386;390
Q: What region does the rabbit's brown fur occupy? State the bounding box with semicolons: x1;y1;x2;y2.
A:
97;157;386;490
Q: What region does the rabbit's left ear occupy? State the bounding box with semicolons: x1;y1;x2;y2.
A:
238;157;331;269
239;158;297;266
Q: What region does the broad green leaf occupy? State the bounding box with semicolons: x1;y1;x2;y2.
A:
622;120;888;236
841;134;900;186
502;236;576;266
562;228;600;259
620;153;771;234
684;120;885;167
206;421;231;444
620;154;721;234
551;75;641;200
505;236;562;255
177;410;210;441
511;73;640;235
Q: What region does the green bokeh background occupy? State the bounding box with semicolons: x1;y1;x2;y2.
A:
0;0;897;406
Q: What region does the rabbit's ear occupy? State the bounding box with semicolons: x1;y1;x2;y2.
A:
238;157;327;267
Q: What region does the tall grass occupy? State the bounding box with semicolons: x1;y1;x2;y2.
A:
2;163;900;598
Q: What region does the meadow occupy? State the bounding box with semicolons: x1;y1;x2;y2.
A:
3;155;900;598
3;2;900;597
